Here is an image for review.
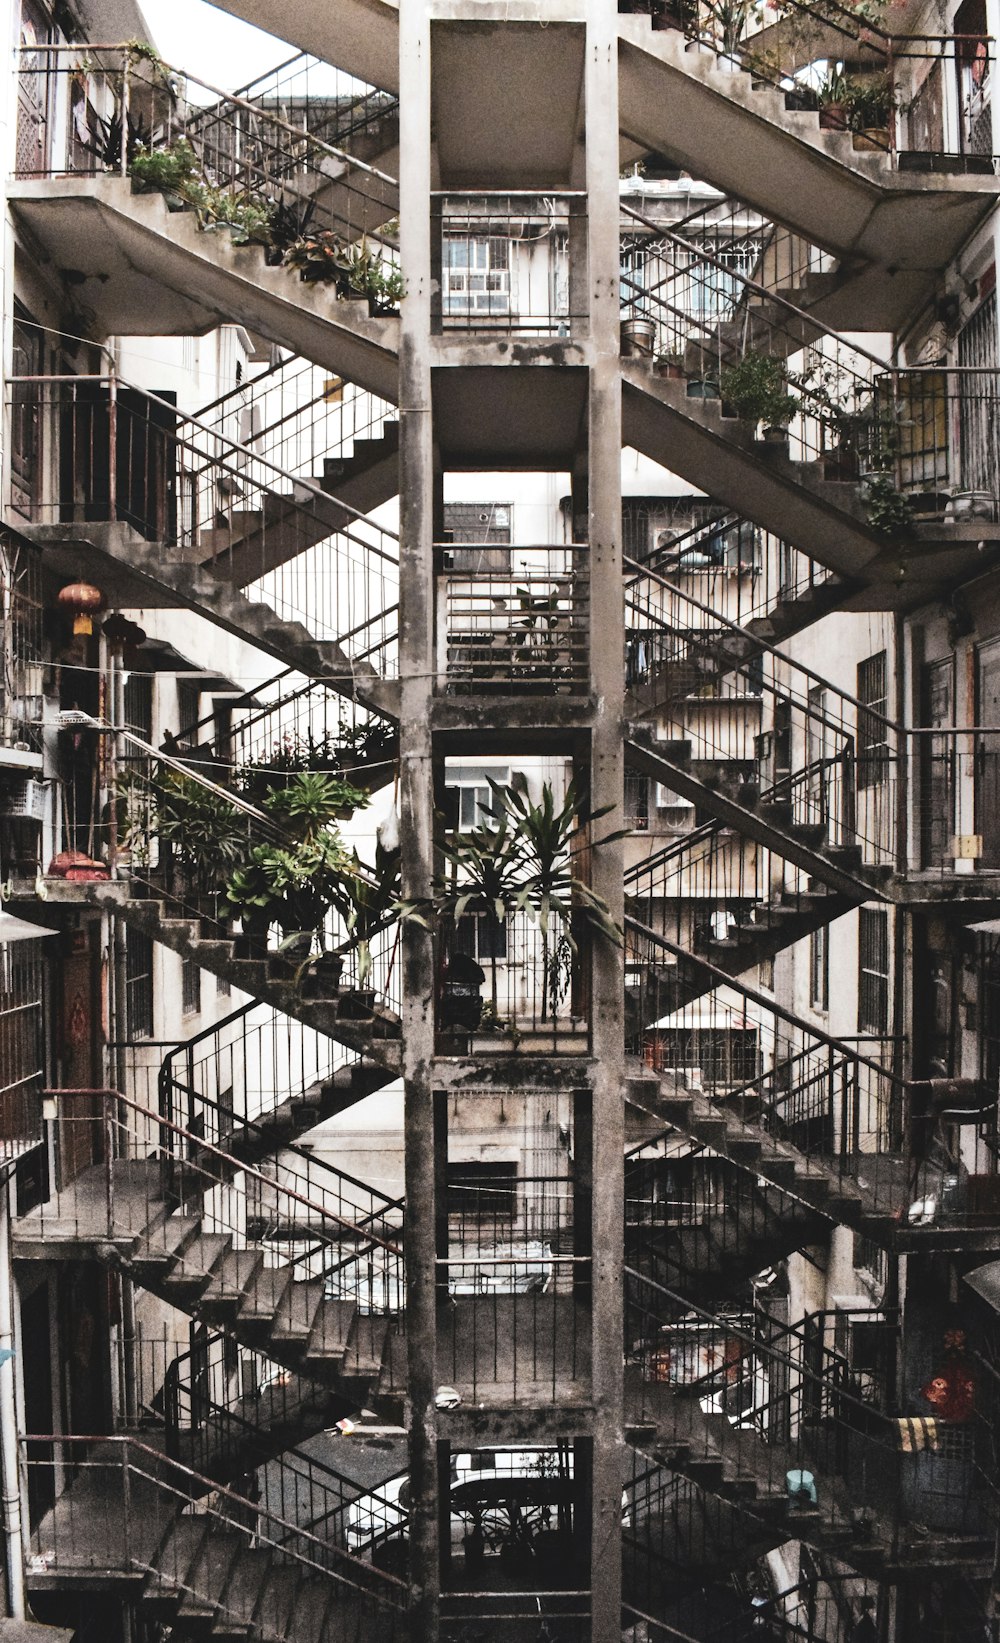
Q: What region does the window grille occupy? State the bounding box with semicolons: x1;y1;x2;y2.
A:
857;651;889;789
126;929;154;1040
858;908;890;1036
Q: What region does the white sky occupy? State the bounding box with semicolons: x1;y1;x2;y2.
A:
141;0;297;93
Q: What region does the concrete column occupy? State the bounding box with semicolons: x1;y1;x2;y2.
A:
584;2;625;1638
398;1;440;1637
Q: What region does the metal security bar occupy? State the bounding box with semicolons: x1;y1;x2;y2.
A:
13;44;399;245
432;193;585;335
437;550;590;695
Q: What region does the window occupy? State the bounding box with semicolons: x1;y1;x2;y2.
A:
442;502;512;574
447;1161;517;1219
857;651;889;789
182;955;201;1016
446;765;511;832
125;929;154;1040
810;924;829;1011
858;908;890;1036
176;679;202;740
443;235;510;317
123;672;153;743
453;911;508;963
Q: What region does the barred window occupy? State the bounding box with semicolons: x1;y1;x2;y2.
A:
125;929;154;1040
810;924;829;1011
858;908;890;1036
182;955;201;1016
857;651;889;789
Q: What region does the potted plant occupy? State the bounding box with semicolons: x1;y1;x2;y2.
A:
655;350;686;380
128;138;204;209
330;842;402;1016
845;71;894;149
153;767;250;918
225;771;356;960
861;472;916;537
817;68;852;130
719;350;800;441
488;775;623;1026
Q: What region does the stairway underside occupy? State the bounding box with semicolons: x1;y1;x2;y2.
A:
622;369;1000;610
9;180;400;401
21;522;398;721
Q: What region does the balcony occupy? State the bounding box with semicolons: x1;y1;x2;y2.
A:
431;194;586;340
436;547;589;698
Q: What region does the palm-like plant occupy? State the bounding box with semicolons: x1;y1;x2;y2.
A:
488;775;623;1021
435;806;525;1012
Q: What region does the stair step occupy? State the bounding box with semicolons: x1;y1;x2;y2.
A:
305;1296;356;1363
213;1547;273;1636
201;1249;265;1317
285;1575;334;1643
253;1565;301;1640
239;1266;292;1325
147;1517;212;1607
271;1277;326;1344
344;1311;391;1375
162;1232;231;1297
132;1215;202;1277
176;1530;244;1621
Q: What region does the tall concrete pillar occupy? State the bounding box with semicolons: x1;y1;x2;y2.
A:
398;1;440;1636
585;2;625;1637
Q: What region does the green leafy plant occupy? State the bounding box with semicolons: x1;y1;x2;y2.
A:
226;831;350;951
862;472;916;538
816;67;852;108
720;350;800;430
154;768;249;896
330;842;402;989
80;104;152;170
488;775;623;1022
424;805;525;1012
129;137;204;200
843;71;894;132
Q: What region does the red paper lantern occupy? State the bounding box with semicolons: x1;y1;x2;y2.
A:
57;581;105;637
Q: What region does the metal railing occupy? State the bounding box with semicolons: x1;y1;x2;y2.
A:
625;560;900;873
20;1433;406;1630
432;193;584;335
33;1085;405;1304
13;44;399;245
625;1268;998;1551
624;916;917;1217
437;549;590;695
624;1138;828;1299
618;0;997;167
189;52;399;162
437;903;592;1054
8;371;400;676
189;351;396;499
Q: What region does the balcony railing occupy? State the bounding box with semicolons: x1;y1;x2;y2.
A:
14;44;399;244
431;193;585;336
437;549;590;695
8;370;400;675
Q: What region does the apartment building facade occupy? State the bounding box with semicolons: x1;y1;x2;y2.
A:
0;0;999;1639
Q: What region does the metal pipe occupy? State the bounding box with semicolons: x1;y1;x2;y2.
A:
0;1172;24;1618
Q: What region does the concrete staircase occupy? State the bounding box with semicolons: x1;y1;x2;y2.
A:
625;1060;868;1226
622;363;1000;608
199;419;399;584
617;13;999;324
45;881;403;1077
7;177;400;399
625;723;892;902
23;520;396;719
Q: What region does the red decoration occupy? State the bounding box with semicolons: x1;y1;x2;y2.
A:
57;582;105;637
